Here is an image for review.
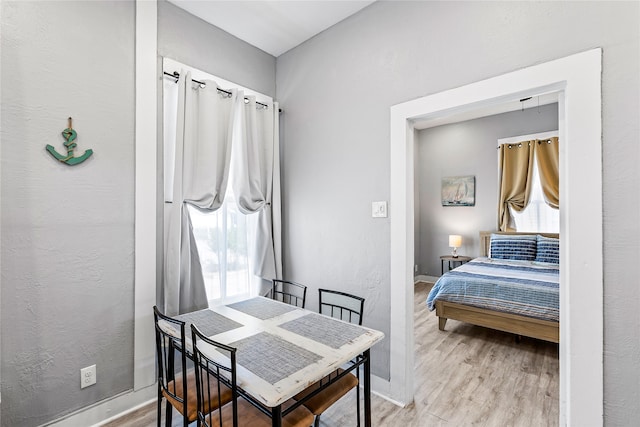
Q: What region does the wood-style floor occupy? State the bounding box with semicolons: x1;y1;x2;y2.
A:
106;282;559;427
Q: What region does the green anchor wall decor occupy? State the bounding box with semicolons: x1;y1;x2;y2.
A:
46;117;93;166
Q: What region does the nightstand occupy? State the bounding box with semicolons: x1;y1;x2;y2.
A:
440;255;472;275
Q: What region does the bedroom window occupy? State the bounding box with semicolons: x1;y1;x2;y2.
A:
498;136;559;232
510;163;559;232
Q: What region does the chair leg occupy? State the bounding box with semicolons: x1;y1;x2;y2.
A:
356;370;361;427
165;400;172;427
314;414;321;427
157;391;162;427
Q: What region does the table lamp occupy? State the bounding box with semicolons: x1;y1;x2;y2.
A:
449;235;462;257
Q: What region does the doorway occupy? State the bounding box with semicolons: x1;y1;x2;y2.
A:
388;49;603;426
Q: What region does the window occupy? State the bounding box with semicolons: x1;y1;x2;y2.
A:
510;162;559;232
188;186;252;305
163;59;276;308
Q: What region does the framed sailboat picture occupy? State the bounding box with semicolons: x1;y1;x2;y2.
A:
441;175;475;206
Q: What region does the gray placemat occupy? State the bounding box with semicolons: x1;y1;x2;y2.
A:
175;309;243;337
231;332;322;384
227;297;297;320
278;313;366;349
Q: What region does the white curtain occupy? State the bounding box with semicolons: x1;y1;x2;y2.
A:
232;95;281;294
164;71;238;315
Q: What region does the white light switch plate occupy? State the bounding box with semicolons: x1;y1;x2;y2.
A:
372;201;388;218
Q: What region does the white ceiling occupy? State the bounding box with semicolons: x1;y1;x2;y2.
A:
168;0;376;57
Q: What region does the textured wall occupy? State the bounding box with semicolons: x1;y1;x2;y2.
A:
0;1;277;425
0;1;135;426
276;0;639;421
158;0;276;98
156;0;277;306
416;104;558;277
0;1;277;426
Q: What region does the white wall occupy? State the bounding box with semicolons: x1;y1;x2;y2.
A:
276;1;639;422
416;104;558;276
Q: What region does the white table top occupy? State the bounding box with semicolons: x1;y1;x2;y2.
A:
161;296;385;408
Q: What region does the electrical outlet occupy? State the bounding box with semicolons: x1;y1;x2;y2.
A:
81;365;96;389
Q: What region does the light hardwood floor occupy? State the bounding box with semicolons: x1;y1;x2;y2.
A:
106;282;558;426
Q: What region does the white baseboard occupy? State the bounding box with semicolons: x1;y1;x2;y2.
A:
414;274;438;283
370;374;409;407
41;385;156;427
42;374;405;427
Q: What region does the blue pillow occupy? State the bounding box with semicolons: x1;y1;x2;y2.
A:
490;234;537;261
535;235;560;264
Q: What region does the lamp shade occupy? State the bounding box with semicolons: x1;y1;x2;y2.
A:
449;235;462;248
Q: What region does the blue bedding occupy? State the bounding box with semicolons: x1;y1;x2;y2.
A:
426;257;559;322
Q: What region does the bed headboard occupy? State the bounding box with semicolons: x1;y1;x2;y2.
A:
479;231;560;257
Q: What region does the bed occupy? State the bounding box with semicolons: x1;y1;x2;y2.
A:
426;231;560;343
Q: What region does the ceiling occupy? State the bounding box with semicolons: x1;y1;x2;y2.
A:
168;0;557;126
168;0;376;57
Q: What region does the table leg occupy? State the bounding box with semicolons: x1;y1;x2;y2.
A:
271;404;282;427
364;349;371;427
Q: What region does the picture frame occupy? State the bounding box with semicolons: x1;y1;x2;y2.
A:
441;175;475;206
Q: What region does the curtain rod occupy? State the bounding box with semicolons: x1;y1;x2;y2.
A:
496;138;557;150
496;131;559;149
163;71;282;113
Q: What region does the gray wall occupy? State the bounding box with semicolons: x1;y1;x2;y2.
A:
276;1;639;423
416;104;559;277
1;2;135;426
156;0;277;306
158;0;276;98
0;1;276;426
1;0;638;424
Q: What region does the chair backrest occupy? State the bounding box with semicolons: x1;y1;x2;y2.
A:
318;289;365;325
153;306;188;414
272;279;307;308
191;324;238;427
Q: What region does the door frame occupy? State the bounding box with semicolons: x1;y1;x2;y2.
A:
389;49;603;426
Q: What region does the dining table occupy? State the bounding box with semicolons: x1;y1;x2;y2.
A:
160;296;385;427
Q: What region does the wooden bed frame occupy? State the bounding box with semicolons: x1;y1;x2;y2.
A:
435;231;560;343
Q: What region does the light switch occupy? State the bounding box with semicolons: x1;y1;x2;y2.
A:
372;201;388;218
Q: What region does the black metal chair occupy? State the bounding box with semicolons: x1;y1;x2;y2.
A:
191;324;314;427
295;289;366;427
319;289;365;326
153;306;232;427
271;279;307;308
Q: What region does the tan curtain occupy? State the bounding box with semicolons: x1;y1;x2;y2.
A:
535;136;559;209
498;141;535;231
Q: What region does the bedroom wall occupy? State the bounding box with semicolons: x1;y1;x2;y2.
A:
415;104;559;277
275;1;639;422
0;2;135;426
0;2;276;426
